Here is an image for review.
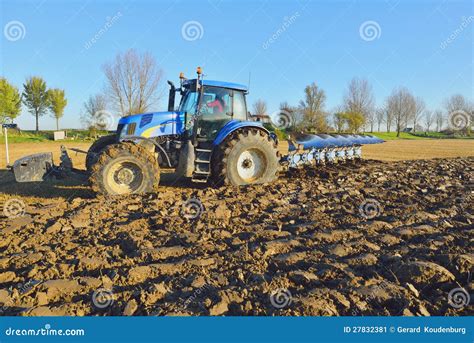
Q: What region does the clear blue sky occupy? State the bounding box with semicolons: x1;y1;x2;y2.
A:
0;0;472;130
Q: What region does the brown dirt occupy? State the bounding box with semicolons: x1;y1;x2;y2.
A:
0;142;91;170
0;156;472;316
1;139;473;170
362;139;474;161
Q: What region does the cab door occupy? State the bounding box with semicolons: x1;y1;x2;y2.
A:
196;86;233;141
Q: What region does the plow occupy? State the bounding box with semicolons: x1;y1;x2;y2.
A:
10;67;383;195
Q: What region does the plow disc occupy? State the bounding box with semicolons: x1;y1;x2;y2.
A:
284;133;384;167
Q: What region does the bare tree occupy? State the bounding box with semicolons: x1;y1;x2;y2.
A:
365;111;376;132
280;101;300;129
252;99;267;116
103;49;164;116
384;102;393;133
343;78;375;121
423;110;434;132
444;94;470;114
443;94;472;132
299;82;328;132
332;112;346;133
435;110;444;132
375;108;385;132
413;97;425;132
386;87;416;137
81;94;108;130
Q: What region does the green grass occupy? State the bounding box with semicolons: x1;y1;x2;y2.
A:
0;129;109;144
370;131;474;140
409;131;474;139
369;132;427;140
263;123;289;140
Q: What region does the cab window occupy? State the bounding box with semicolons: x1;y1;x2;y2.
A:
201;87;232;117
233;91;247;120
179;91;198;113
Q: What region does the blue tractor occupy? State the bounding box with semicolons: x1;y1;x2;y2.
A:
86;67;280;195
11;67;383;194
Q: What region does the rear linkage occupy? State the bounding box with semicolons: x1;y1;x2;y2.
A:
11;146;88;183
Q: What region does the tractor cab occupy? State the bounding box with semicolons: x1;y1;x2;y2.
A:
167;73;253;182
172;71;249;142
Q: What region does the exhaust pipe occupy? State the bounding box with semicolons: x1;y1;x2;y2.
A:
167;80;176;111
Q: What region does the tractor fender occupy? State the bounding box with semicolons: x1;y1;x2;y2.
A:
120;136;172;167
213;120;271;147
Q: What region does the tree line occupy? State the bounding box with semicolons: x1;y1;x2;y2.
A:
253;78;473;136
0;77;67;131
0;49;163;133
2;49;471;136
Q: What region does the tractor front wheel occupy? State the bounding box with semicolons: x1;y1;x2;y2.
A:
90;142;160;195
213;128;279;186
85;135;117;172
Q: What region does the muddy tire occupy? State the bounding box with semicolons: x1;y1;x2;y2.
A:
85;135;117;172
213;128;279;186
90;142;160;195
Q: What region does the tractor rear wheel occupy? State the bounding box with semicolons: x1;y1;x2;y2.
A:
213;128;279;186
85;135;117;172
90;142;160;195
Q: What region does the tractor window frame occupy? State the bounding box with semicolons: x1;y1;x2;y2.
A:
179;90;199;114
232;90;247;121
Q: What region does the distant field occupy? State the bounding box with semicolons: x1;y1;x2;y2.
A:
0;129;108;144
370;131;474;140
0;142;91;169
370;132;427;140
362;139;474;160
1;138;473;170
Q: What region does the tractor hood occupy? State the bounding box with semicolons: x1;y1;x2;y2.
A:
117;111;187;138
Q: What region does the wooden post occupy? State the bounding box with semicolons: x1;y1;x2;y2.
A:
4;126;10;166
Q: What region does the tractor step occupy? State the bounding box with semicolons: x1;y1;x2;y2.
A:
195;148;212;152
191;145;212;183
191;177;209;183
